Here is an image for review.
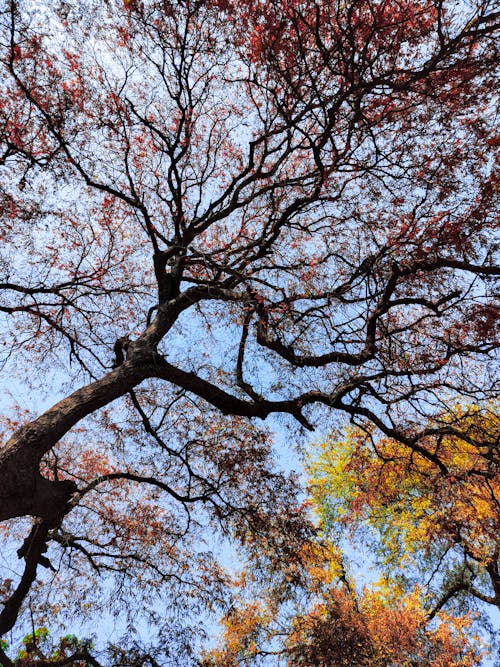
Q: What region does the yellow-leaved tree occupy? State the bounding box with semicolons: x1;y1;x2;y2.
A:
204;403;498;665
310;402;500;616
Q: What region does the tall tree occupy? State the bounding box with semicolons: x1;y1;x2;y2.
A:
0;0;498;661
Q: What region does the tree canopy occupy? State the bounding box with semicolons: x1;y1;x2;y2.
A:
204;404;500;666
0;0;498;664
310;402;500;614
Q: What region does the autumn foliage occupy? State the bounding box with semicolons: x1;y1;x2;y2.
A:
205;405;500;665
0;0;498;664
204;542;486;666
310;403;500;614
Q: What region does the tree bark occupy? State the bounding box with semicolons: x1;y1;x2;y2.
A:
0;359;150;523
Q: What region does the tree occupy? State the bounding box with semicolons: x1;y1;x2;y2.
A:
203;538;487;666
0;0;498;662
309;402;500;618
204;405;499;666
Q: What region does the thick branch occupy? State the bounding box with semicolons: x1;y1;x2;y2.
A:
0;360;151;522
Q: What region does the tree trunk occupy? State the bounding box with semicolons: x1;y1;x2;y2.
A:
0;359;150;522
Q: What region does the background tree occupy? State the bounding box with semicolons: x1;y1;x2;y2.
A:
203;538;487;666
0;0;498;662
204;405;499;666
309;402;500;618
